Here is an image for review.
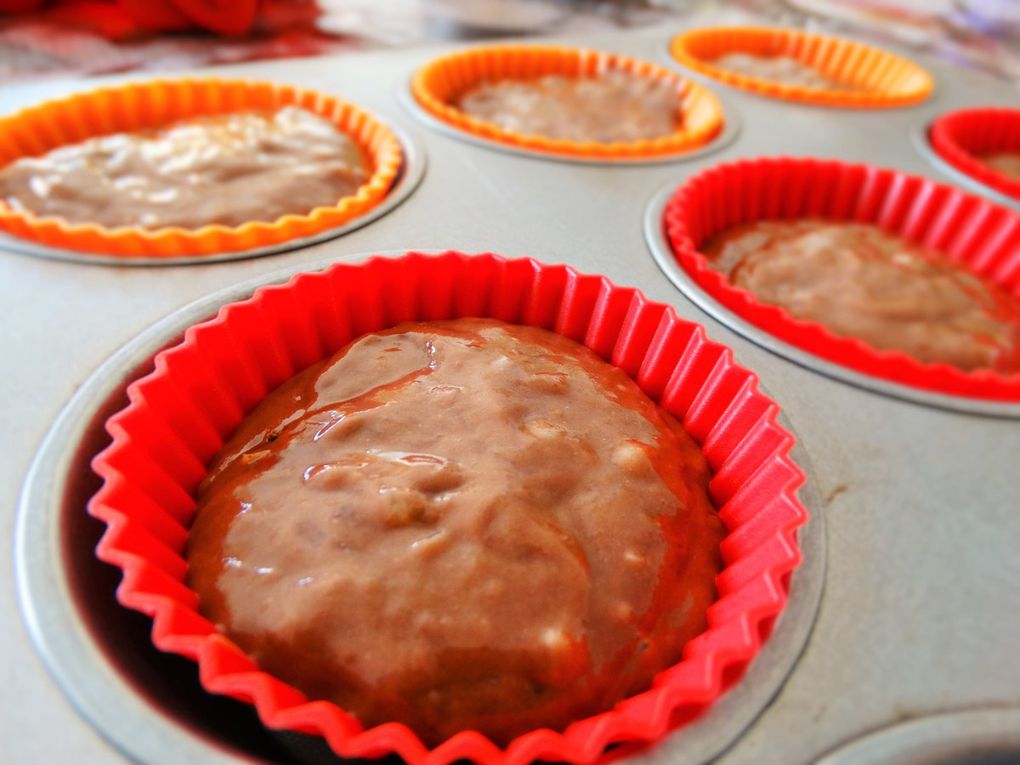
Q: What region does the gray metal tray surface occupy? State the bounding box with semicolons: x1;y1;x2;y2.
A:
3;13;1019;765
816;708;1020;765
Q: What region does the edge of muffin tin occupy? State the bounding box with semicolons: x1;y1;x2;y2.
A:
910;123;1020;214
397;78;743;166
815;707;1020;765
0;124;427;268
15;251;827;765
642;182;1020;419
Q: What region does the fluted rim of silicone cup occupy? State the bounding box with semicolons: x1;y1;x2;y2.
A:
87;251;809;764
669;26;933;108
664;157;1020;401
410;44;725;159
0;78;404;257
930;107;1020;201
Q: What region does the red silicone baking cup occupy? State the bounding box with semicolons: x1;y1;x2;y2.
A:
930;108;1020;201
664;157;1020;401
88;252;808;764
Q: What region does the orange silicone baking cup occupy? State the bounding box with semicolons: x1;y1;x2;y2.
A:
0;78;403;258
670;26;933;108
411;44;725;159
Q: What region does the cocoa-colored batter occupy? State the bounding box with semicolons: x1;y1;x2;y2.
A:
455;70;681;143
187;318;723;745
711;53;849;90
0;106;369;230
981;152;1020;183
704;220;1020;371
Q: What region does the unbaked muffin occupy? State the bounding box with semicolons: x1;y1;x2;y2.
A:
0;106;369;230
187;318;724;745
455;70;681;144
704;219;1020;372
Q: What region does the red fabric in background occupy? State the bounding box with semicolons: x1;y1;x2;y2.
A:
0;0;266;38
0;0;45;11
173;0;257;36
117;0;191;32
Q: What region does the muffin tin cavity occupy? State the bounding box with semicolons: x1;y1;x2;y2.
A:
645;159;1020;416
16;253;825;765
404;44;739;165
0;81;425;266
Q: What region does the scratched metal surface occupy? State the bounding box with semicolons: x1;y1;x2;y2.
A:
3;15;1019;765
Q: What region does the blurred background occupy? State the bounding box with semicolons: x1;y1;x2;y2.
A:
0;0;1019;87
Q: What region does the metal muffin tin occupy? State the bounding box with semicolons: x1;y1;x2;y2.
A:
816;708;1020;765
5;13;1020;765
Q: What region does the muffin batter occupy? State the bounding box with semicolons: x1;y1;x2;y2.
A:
187;318;724;745
704;220;1020;371
712;52;849;90
0;106;369;230
981;152;1020;183
455;70;681;143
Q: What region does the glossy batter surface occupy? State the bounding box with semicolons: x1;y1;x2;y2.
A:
187;319;723;745
705;220;1020;371
455;70;681;143
712;53;847;90
981;152;1020;182
0;106;369;230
